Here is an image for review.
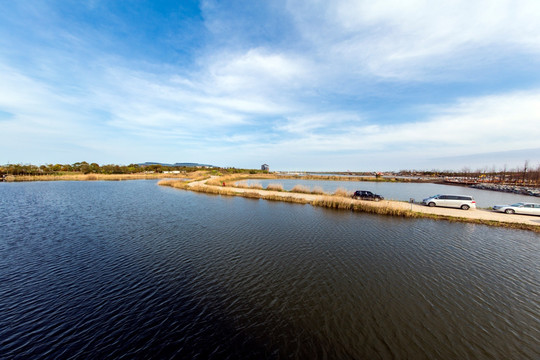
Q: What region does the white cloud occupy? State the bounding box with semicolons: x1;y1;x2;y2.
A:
286;0;540;79
277;112;363;134
254;89;540;164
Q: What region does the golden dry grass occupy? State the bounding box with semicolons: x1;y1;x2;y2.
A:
291;184;311;194
159;180;310;204
266;183;284;191
248;182;263;189
234;181;249;188
333;187;352;197
311;186;326;195
157;179;190;189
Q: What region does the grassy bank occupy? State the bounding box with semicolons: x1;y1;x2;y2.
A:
158;179;540;233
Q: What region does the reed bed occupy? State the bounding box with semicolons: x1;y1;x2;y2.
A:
248;182;263;189
291;184;311;194
311;186;326;195
164;182;310;204
333;187;352;197
206;174;249;186
266;183;284;191
312;196;412;216
233;181;248;188
260;193;310;204
157;179;190;189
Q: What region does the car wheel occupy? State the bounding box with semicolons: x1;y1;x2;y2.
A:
461;204;470;210
428;202;436;207
505;209;515;214
374;198;380;202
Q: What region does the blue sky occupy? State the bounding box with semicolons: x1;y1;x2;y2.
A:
1;0;540;171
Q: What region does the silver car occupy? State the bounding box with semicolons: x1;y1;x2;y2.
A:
422;194;476;210
492;202;540;215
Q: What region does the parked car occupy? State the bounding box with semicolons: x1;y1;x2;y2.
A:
492;202;540;215
352;190;384;201
422;194;476;210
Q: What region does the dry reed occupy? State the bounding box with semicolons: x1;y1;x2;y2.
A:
249;182;263;189
311;186;326;195
235;181;249;188
157;179;190;189
266;183;284;191
333;187;351;197
291;184;311;194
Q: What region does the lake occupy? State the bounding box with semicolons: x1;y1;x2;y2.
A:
1;180;538;359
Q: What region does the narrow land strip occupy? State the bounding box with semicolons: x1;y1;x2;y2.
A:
159;178;540;233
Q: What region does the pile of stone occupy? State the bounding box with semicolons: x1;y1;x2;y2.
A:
470;183;540;197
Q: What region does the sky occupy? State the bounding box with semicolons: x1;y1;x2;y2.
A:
1;0;540;171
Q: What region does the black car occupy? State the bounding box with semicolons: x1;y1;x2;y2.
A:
352;190;384;201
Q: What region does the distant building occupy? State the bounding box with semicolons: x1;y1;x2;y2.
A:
261;164;269;171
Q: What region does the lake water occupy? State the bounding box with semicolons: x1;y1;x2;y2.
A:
239;178;538;208
1;180;539;359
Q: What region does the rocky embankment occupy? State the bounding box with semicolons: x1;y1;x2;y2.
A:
470;183;540;197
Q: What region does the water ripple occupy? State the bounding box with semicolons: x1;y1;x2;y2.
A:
0;181;539;359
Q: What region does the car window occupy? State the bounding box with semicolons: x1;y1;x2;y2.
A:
524;204;533;208
439;195;449;199
511;203;524;207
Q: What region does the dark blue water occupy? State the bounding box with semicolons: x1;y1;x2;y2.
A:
1;180;539;359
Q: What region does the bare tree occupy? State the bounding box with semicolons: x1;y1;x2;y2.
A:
522;160;529;184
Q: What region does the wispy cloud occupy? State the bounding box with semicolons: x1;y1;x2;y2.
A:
286;0;540;79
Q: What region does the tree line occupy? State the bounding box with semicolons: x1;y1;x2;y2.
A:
0;162;195;175
0;162;268;176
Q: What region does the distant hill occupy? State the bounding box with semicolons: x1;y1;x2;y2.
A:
138;162;216;168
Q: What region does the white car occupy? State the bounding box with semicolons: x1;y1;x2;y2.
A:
492;202;540;215
422;194;476;210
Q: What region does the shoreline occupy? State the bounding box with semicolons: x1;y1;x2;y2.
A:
159;177;540;233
